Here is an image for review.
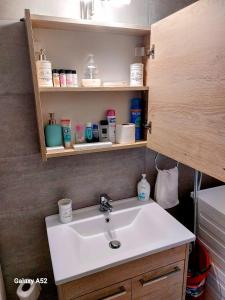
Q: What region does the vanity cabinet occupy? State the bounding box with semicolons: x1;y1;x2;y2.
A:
25;0;225;182
57;244;189;300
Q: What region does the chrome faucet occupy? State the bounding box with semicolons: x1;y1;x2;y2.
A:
99;193;113;213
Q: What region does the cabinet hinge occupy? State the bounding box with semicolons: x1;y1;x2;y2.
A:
146;44;155;59
144;121;152;134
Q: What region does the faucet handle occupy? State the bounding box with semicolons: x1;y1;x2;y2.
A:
100;193;112;202
99;194;113;212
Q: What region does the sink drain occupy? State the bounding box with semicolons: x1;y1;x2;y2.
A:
109;240;121;249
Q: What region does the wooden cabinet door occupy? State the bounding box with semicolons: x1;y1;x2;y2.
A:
132;261;184;300
147;0;225;182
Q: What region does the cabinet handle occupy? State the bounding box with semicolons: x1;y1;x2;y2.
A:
139;266;181;287
99;286;127;300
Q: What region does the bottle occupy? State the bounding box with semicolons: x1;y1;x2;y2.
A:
85;122;93;142
52;69;60;87
99;120;109;142
44;113;63;147
130;98;142;141
59;69;66;87
72;70;78;87
82;54;101;87
130;63;144;87
85;54;98;79
92;124;99;142
61;119;72;148
66;70;73;87
106;109;116;143
137;174;150;201
36;49;53;87
75;124;85;144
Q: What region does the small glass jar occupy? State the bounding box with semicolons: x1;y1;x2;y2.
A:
66;70;73;87
59;69;66;87
72;70;78;87
52;69;60;87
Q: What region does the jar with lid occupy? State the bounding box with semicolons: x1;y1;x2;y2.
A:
52;69;60;87
66;70;73;87
59;69;66;87
72;70;78;87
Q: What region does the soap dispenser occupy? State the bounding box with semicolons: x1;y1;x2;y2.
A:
36;49;53;87
137;174;150;201
82;54;101;87
45;113;63;147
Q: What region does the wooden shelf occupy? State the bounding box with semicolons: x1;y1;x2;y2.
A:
39;86;149;93
46;141;147;158
30;13;151;36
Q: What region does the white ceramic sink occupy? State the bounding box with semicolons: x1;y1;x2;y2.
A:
46;198;195;285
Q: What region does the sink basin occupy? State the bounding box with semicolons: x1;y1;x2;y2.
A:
46;198;195;285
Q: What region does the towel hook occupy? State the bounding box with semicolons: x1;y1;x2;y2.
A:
155;153;179;171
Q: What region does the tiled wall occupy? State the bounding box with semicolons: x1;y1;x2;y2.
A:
0;1;220;299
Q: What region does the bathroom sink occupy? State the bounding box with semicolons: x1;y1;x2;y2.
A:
46;198;195;284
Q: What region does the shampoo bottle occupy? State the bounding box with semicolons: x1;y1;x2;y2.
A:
137;174;150;201
36;49;53;87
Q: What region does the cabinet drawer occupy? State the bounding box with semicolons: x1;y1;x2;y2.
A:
132;261;184;300
73;280;131;300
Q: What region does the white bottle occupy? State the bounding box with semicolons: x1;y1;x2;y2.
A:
106;109;116;143
130;63;144;87
137;174;150;201
36;49;53;87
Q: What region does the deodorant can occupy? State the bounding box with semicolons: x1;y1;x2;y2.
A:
130;98;142;141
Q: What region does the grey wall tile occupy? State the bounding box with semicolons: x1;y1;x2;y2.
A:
0;148;145;214
0;93;39;158
0;21;33;95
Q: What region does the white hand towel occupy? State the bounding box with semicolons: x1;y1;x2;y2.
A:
154;166;179;209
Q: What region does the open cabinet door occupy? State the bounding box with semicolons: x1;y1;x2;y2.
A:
147;0;225;182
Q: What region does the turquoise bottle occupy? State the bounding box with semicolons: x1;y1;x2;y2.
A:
45;113;63;147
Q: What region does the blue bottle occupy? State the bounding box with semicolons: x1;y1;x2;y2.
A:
130;98;142;141
92;124;99;142
85;122;93;143
45;113;63;147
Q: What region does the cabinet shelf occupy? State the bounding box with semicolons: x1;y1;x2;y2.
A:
30;13;151;36
39;86;149;93
46;141;147;158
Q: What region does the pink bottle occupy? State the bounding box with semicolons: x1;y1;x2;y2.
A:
75;124;85;144
106;109;116;143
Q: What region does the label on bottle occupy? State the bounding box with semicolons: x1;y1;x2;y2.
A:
107;116;116;143
37;61;53;87
86;127;93;142
138;192;146;201
130;64;143;87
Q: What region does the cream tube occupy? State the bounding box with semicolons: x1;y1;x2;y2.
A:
61;119;72;148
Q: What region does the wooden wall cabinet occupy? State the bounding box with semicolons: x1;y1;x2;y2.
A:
25;0;225;182
57;245;189;300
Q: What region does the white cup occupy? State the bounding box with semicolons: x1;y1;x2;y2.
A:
58;199;73;223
